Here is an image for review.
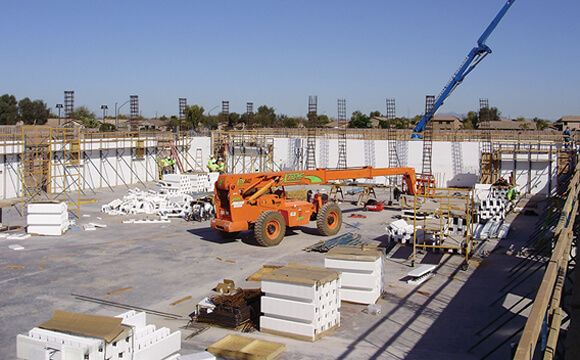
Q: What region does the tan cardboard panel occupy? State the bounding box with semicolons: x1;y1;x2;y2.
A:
39;310;126;343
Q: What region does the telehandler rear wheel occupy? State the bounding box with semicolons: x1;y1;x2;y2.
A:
254;211;286;247
317;202;342;236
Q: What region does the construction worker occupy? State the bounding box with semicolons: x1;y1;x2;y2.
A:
393;186;402;202
216;158;225;174
207;156;219;172
167;157;176;173
564;127;572;148
158;157;167;175
507;187;519;202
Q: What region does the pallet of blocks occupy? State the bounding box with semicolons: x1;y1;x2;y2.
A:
16;310;181;360
259;264;340;342
27;202;69;236
324;246;384;305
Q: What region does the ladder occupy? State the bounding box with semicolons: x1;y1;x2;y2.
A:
306;128;317;169
364;139;376;167
337;132;347;169
337;99;347;169
451;141;463;176
421;96;435;176
479;99;494;183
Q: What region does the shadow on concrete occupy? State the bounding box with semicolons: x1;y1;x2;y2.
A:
390;246;412;260
187;227;237;244
187;227;264;246
297;226;323;236
372;234;390;245
421;252;444;265
336;203;546;359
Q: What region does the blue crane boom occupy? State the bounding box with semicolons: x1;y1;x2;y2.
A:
411;0;517;138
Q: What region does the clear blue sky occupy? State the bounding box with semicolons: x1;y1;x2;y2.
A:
1;0;579;120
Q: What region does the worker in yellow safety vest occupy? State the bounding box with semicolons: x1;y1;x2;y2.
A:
207;156;219;172
216;158;225;173
160;156;176;175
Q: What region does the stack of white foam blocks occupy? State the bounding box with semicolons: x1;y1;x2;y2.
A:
16;310;181;360
324;246;384;305
158;174;200;195
158;172;220;195
385;219;414;244
447;217;468;236
478;198;506;221
260;264;341;341
101;189;193;218
27;202;69;236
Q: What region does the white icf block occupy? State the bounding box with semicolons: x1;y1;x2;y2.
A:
260;312;341;340
260;277;341;340
134;330;181;360
261;281;316;302
325;258;382;273
178;352;216;360
117;310;147;328
17;311;181;360
339;272;381;290
27;213;68;225
261;296;317;323
27;225;67;236
27;202;69;236
325;257;383;305
17;335;50;360
339;288;381;305
27;202;68;214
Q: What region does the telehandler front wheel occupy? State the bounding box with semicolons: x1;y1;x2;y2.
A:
254;211;286;247
317;203;342;236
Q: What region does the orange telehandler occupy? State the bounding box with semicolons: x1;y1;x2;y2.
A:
211;166;419;246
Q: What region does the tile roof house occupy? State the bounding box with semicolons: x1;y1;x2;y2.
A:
480;119;537;130
431;114;463;130
554;116;580;131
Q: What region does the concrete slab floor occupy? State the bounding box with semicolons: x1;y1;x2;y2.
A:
0;185;545;359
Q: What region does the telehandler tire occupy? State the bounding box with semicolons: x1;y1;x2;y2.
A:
254;211;286;247
316;202;342;236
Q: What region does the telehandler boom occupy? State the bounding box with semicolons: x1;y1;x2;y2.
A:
211;166;417;246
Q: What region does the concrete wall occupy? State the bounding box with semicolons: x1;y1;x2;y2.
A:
0;136;212;200
272;137;558;195
0;134;559;200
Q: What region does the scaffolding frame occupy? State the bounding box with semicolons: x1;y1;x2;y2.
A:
225;131;274;173
20;126;83;218
337;99;347;169
412;188;475;268
49;128;82;218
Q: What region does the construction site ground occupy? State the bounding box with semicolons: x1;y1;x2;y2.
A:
0;184;544;359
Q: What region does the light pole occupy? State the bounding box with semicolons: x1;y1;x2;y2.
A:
100;104;108;121
55;103;63;126
114;99;130;128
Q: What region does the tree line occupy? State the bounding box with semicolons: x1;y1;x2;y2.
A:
165;104;332;130
0;93;552;131
347;106;551;130
0;94;50;125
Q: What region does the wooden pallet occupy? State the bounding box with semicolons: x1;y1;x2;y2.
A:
207;334;285;360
